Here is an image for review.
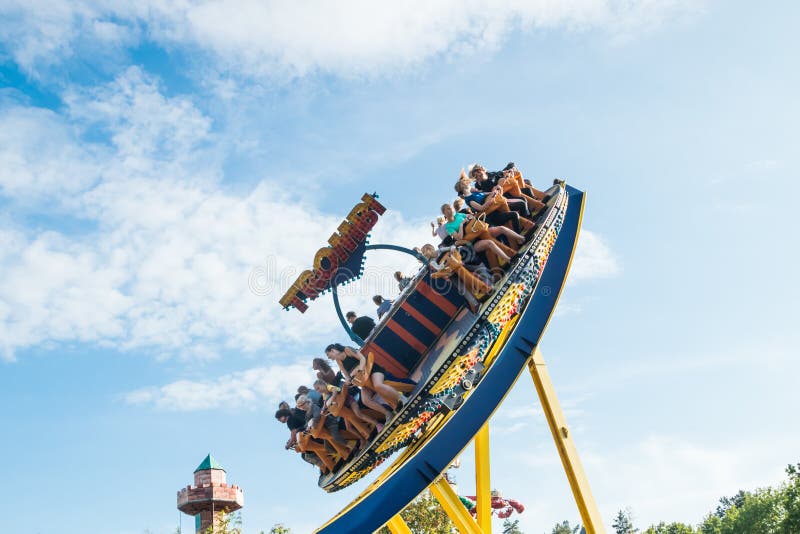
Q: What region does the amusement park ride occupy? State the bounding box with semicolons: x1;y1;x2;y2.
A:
279;175;605;533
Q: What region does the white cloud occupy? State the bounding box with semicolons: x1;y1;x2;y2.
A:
570;229;621;282
0;69;620;362
586;435;796;528
500;433;798;532
0;106;101;200
0;67;444;361
0;69;373;360
124;360;314;411
0;1;704;79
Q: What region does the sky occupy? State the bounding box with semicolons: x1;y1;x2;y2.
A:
1;1;799;533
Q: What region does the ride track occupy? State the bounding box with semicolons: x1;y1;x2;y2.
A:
315;185;586;534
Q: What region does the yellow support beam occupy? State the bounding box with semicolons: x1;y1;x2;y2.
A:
385;514;412;534
528;347;605;534
429;477;484;534
474;423;492;533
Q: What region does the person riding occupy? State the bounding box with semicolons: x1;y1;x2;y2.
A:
297;384;322;406
325;343;405;418
469;163;546;214
275;405;325;468
455;180;533;235
373;295;392;319
345;311;376;341
394;271;412;291
453;197;471;215
313;378;381;435
296;394;350;453
431;215;449;243
313;357;342;387
441;203;517;266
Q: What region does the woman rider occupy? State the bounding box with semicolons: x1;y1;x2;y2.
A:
313;357;342;386
455;180;534;235
325;343;405;419
440;203;519;264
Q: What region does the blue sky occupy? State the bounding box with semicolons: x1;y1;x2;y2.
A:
1;1;799;533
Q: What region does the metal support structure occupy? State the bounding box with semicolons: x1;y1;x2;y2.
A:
364;243;428;263
330;242;427;345
430;477;484;534
474;424;492;534
528;347;605;534
385;514;412;534
331;285;364;345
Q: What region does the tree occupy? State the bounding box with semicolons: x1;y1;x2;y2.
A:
503;518;524;533
203;511;242;534
714;490;747;518
783;463;800;534
375;491;455;534
613;509;638;534
551;519;580;534
268;524;292;534
699;487;783;534
643;522;695;534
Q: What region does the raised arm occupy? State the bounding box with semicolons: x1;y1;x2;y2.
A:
344;347;366;372
334;358;353;383
469;197;490;212
286;428;298;449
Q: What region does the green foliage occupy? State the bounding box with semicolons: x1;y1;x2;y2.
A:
268;524;292;534
551;519;580;534
714;490;747;518
375;491;455;534
202;511;242;534
503;518;524;533
783;463;800;534
643;522;695;534
613;509;638;534
627;464;800;534
698;487;784;534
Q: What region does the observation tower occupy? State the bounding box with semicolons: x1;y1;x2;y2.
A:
177;454;244;533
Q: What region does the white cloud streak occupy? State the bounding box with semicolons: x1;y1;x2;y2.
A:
570;229;621;282
0;67;438;361
504;433;798;531
0;66;617;362
0;68;338;360
586;435;796;528
124;360;313;411
1;1;704;80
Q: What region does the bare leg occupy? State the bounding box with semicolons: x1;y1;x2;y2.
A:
474;239;510;262
348;397;379;425
489;226;524;244
359;388;391;419
371;373;401;410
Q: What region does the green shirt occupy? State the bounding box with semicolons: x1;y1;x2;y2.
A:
445;213;467;235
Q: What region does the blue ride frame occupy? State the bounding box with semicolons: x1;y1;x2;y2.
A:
316;186;585;533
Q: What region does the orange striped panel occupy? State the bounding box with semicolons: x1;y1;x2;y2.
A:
415;281;458;316
364;343;407;378
385;320;428;354
399;301;441;335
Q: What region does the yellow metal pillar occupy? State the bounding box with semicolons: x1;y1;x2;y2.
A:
385;514;412;534
474;423;492;533
528;347;605;534
429;477;484;534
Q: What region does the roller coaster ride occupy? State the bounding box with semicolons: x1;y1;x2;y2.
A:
279;176;605;533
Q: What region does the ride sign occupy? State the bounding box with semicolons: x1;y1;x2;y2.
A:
279;193;386;312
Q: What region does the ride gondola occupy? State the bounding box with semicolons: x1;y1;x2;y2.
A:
280;173;571;493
